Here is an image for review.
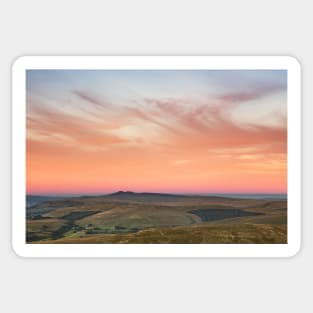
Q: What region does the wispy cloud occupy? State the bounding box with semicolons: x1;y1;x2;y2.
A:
26;73;287;194
27;102;128;151
72;90;110;109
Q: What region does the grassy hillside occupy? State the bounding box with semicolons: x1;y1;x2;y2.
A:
26;192;287;244
36;223;287;244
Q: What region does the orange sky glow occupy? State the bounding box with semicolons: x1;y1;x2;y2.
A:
26;70;287;195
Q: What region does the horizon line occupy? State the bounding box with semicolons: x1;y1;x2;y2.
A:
27;191;288;197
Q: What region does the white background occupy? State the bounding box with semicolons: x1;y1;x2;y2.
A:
0;1;311;312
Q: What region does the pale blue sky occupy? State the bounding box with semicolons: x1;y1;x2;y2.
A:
26;69;287;128
27;69;287;100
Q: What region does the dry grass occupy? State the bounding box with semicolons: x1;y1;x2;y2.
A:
27;194;287;244
35;223;287;244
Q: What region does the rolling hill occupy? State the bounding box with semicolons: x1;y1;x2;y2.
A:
26;191;287;244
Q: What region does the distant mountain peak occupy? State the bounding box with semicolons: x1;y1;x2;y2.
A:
107;190;187;198
110;190;136;196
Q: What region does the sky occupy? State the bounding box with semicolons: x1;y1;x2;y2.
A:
26;69;287;195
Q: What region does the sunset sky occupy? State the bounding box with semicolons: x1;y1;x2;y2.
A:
26;70;287;195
